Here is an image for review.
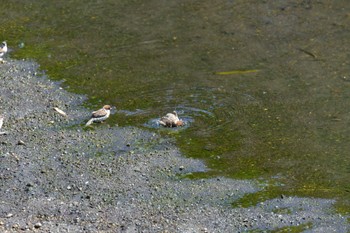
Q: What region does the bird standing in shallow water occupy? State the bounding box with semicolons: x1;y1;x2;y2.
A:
0;41;8;62
85;105;112;126
159;111;184;127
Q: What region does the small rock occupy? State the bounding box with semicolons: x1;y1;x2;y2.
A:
18;42;25;48
20;225;29;231
53;107;67;117
74;217;80;223
17;140;26;145
34;222;42;229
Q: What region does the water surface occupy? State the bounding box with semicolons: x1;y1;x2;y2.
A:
1;1;349;212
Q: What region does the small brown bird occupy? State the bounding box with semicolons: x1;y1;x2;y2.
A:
85;105;112;126
159;111;184;127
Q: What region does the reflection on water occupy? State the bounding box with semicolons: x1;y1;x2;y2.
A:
1;1;349;212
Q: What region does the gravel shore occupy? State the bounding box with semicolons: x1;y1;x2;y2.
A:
0;59;348;232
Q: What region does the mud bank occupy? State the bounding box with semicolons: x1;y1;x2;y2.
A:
0;59;348;232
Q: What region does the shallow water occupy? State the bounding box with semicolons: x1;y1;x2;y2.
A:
1;1;349;212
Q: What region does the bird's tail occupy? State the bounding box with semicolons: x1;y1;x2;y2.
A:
85;118;94;126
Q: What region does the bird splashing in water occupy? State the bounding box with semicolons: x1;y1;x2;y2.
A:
159;111;184;127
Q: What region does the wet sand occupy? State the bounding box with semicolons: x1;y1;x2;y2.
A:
0;59;348;232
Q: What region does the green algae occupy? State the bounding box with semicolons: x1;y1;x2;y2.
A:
215;69;260;75
269;223;313;233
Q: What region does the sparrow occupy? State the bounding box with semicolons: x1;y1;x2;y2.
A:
85;105;112;126
159;111;184;127
0;41;8;62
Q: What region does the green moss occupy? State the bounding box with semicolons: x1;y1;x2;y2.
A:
269;223;312;233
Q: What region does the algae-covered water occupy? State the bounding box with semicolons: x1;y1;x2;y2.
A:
1;1;349;212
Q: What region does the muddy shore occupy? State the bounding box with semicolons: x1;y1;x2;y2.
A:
0;59;348;232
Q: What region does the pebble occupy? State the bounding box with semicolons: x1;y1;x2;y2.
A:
34;222;42;228
17;140;26;145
